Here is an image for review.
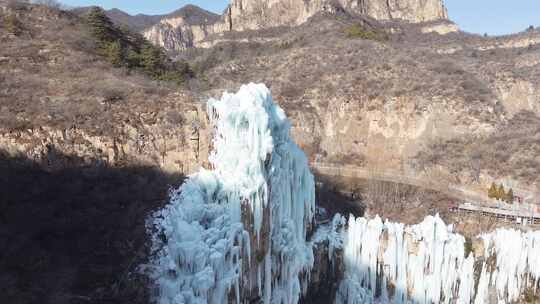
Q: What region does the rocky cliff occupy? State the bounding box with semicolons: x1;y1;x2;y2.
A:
143;0;448;52
143;5;220;52
5;2;540;193
225;0;448;31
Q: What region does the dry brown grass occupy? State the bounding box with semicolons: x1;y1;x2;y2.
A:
0;3;183;136
415;111;540;185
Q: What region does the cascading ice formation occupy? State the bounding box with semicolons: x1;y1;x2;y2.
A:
474;229;540;304
142;83;539;304
147;83;315;304
334;214;540;304
336;214;475;304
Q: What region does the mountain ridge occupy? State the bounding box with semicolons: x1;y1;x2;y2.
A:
71;4;220;32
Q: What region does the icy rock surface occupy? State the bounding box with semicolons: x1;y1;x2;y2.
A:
336;214;540;304
147;83;315;304
475;229;540;304
336;214;475;304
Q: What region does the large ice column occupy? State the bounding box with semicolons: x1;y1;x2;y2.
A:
474;229;540;304
148;83;315;304
337;215;476;304
147;171;249;304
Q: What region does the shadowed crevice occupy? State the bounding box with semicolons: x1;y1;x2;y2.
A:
0;148;184;304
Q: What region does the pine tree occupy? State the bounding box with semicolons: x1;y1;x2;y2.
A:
85;7;116;44
497;184;506;201
488;182;498;199
140;44;165;76
506;188;514;204
104;40;124;67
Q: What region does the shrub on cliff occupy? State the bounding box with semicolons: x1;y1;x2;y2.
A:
4;14;23;35
103;40;124;67
344;24;387;41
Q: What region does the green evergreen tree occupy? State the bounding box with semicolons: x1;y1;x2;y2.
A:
126;48;142;68
140;44;165;76
506;188;514;204
488;182;498;199
82;7;192;83
85;7;116;44
497;184;506;201
103;40;124;67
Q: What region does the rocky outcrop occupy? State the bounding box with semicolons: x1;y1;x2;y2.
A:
143;5;220;52
144;17;213;52
421;21;458;35
143;0;448;52
224;0;448;31
0;97;210;175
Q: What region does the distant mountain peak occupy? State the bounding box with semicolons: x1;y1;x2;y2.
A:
167;4;220;25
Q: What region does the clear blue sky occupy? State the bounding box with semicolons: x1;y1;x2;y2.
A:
446;0;539;36
61;0;538;36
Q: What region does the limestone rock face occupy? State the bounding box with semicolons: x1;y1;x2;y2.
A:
142;5;220;52
143;17;216;52
421;21;459;35
225;0;448;31
143;0;448;51
0;97;210;176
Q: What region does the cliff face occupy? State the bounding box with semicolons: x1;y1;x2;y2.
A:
0;98;209;174
143;5;220;52
143;17;214;52
143;0;448;52
225;0;448;31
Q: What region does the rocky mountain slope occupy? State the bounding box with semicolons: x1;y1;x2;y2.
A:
70;7;162;31
143;5;220;52
0;3;207;174
4;0;540;193
185;15;540;193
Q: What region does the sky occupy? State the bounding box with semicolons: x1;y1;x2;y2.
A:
60;0;538;36
445;0;539;36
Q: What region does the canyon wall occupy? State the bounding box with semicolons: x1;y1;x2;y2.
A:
0;96;210;175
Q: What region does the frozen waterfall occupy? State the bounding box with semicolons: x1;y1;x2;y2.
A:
147;83;315;304
144;82;539;304
335;215;540;304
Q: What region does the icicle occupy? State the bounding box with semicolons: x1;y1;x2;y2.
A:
337;214;540;304
474;228;540;303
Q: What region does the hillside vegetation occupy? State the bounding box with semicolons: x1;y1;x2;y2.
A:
0;2;195;135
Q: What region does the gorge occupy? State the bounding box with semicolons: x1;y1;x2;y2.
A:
146;84;540;304
2;1;540;303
